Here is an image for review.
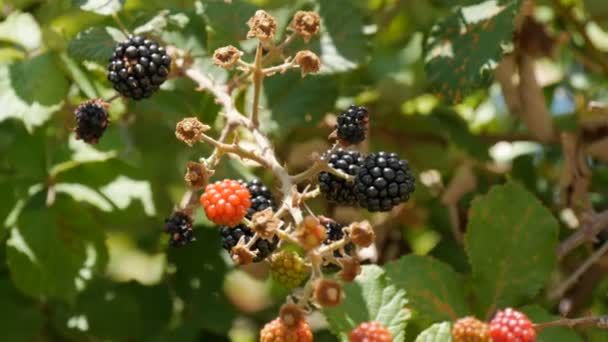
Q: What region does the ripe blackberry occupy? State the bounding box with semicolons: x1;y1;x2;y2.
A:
164;211;195;247
74;99;109;144
452;317;490;342
354;152;415;212
260;317;313;342
318;148;364;205
323;220;355;258
242;179;275;217
489;308;535;342
200;179;251;227
220;225;277;262
349;321;392;342
107;35;171;100
336;105;369;145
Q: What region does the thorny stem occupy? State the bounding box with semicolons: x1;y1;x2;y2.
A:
198;132;269;168
290;159;355;184
557;210;608;259
105;93;121;103
549;239;608;300
250;42;264;128
534;315;608;330
112;13;131;36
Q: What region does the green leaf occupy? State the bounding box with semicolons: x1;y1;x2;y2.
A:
99;175;156;216
465;181;559;315
6;194;108;300
414;322;452;342
0;11;42;51
263;73;338;134
134;10;190;35
0;53;69;132
68;27;119;64
0;277;44;341
425;0;521;103
318;0;369;73
203;0;256;48
59;53;98;98
384;255;468;326
323;265;409;342
74;0;125;16
520;306;584;342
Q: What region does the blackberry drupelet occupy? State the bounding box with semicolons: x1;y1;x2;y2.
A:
219;179;277;261
164;211;195;247
318;148;364;205
354;152;415;212
74;99;109;144
335;105;369;145
107;35;171;100
323;221;355;258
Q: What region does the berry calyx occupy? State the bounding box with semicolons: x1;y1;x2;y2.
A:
489;308;536;342
313;278;343;307
354;152;415;212
260;317;313;342
107;35;171;100
318;148;364;205
452;317;490;342
297;216;327;250
164;211;195;247
335;105;369;145
270;250;310;290
200;179;251;227
74;99;109;144
349;321;392;342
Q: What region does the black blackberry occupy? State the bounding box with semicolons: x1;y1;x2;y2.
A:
243;179;275;217
318;149;364;205
220;179;277;261
107;35;171;100
323;221;355;258
164;211;195;247
220;226;278;262
335;105;369;145
74;99;109;144
354;152;415;212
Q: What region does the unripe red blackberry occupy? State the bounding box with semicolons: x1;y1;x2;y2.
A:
74;99;109;144
318;148;364;205
349;321;392;342
336;105;369;145
164;211;195;247
260;317;313;342
489;308;536;342
354;152;415;212
452;317;490;342
200;179;251;227
107;35;171;100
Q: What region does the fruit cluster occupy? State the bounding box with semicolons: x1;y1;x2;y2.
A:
452;309;536;342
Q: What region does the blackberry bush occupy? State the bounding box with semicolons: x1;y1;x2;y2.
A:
107;35;171;100
354;152;415;212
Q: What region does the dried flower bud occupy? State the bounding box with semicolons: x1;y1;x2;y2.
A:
231;245;256;266
184;161;214;189
313;278;342;307
338;257;361;282
290;11;321;42
294;50;321;76
247;10;277;42
279;303;305;328
348;220;375;247
297;216;327;250
213;45;243;69
251;207;280;240
175;117;210;146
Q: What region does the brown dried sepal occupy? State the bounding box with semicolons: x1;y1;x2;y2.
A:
213;45;243;69
337;257;361;282
247;10;277;42
313;278;342;308
290;11;321;42
231;245;256;266
251;208;280;240
296;216;327;250
175;117;210;146
279;303;305;328
184;161;214;189
348;220;375;248
294;50;320;76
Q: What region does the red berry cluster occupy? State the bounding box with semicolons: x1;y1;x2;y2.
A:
200;179;251;227
489;308;536;342
259;317;313;342
349;321;392;342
